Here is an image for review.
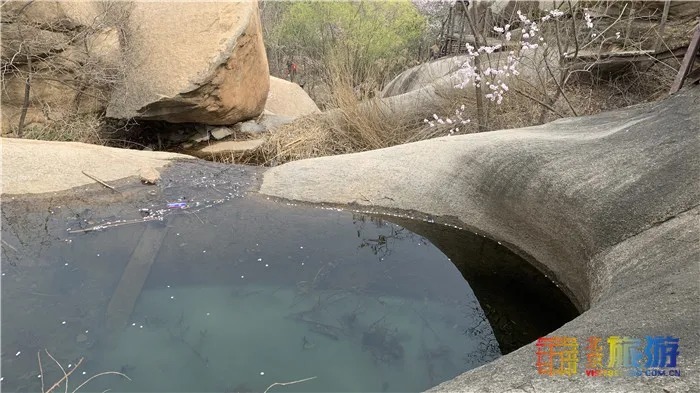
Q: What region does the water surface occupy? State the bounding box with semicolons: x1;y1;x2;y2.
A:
1;162;576;392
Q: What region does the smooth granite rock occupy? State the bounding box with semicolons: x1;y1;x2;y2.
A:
260;87;700;392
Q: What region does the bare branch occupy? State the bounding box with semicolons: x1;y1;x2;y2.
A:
513;87;566;118
263;376;318;393
71;371;131;393
44;354;83;393
37;351;45;393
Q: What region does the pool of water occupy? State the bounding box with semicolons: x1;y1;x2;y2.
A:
1;162;577;392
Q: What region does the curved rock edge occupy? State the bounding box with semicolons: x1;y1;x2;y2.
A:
259;88;700;392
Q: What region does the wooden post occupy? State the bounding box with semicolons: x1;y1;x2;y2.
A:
670;26;700;94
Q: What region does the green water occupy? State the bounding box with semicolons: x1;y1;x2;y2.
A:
2;162;577;392
2;194;500;392
102;286;489;392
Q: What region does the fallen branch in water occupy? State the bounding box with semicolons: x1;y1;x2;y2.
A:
43;352;83;393
81;171;119;193
71;371;131;393
35;350;129;393
263;376;317;393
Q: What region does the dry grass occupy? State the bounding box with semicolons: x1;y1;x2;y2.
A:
19;113;108;144
227;71;453;166
12;112;155;150
225;51;678;167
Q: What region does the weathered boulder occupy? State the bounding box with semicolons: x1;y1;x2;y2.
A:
106;1;269;125
0;1;120;131
1;1;269;131
232;112;295;135
193;139;265;159
1;138;191;195
382;55;470;98
265;76;320;118
209;126;235;141
260;87;700;392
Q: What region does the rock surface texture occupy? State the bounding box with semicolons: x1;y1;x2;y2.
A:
0;1;118;130
1;138;191;194
106;1;269;124
265;76;320;118
260;88;700;392
1;1;269;130
381;55;470;98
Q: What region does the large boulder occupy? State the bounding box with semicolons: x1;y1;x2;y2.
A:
382;55;470;98
1;138;191;195
265;76;320;118
1;1;269;131
0;1;118;131
260;87;700;392
106;1;269;124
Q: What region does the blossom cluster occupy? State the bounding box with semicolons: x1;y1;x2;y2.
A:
426;6;597;133
424;105;470;134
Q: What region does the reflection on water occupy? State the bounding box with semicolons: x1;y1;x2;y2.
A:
1;164;576;392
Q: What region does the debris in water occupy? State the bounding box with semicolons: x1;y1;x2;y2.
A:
361;319;405;364
302;336;316;350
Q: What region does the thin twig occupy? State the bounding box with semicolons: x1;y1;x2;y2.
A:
568;0;579;61
71;371;131;393
37;351;45;393
44;356;83;393
43;349;68;393
263;376;317;393
2;239;18;252
81;171;119;193
189;211;205;225
577;4;628;53
67;218;145;234
543;60;577;116
655;0;671;53
513;88;566;118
